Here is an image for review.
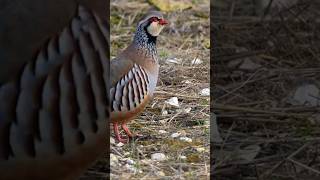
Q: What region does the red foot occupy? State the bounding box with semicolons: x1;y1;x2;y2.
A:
121;123;134;137
113;123;129;143
122;123;143;138
113;123;143;143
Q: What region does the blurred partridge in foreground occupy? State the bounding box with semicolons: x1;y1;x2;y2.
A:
111;11;168;143
0;1;109;180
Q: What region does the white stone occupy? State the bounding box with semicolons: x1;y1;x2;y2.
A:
291;84;320;106
196;147;205;152
161;110;168;115
179;136;192;143
151;153;166;161
180;155;187;160
165;97;180;107
182;80;192;84
158;130;167;134
116;142;124;147
156;171;166;176
199;88;210;96
170;132;181;138
183;107;192;113
124;163;137;173
110;137;115;144
126;159;135;165
110;153;118;166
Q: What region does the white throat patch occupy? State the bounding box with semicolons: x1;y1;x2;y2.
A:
147;21;165;36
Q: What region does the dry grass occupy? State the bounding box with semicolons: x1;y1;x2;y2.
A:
106;0;210;179
212;0;320;179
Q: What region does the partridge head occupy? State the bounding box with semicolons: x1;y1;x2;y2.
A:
140;11;168;36
110;11;168;143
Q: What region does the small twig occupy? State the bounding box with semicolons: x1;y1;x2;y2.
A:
155;90;209;99
215;69;263;101
287;158;320;175
288;142;312;159
213;103;308;118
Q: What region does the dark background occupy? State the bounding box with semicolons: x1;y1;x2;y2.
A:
211;0;320;179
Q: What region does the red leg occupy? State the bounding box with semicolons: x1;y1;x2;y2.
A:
113;123;128;143
121;123;134;138
121;123;142;138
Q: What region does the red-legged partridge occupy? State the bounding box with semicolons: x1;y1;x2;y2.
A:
111;11;168;143
0;1;109;180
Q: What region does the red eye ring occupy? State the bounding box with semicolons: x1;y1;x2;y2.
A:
149;17;159;22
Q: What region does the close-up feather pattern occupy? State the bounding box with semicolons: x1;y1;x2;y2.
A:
111;64;150;113
0;5;110;180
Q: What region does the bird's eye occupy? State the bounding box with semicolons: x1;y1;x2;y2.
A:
149;17;159;22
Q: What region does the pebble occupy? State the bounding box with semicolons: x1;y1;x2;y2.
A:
158;130;167;134
126;159;135;165
161;110;168;115
110;137;115;144
110;153;118;166
196;147;205;152
165;97;180;107
180;155;187;160
199;88;210;96
124;163;137;173
170;132;181;138
179;136;192;143
116;142;124;147
182;80;192;84
151;153;166;161
156;171;166;176
183;107;192;113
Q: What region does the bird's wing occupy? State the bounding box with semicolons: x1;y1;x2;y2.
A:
0;6;109;180
110;55;152;123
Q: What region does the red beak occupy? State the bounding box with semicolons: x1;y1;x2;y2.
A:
159;18;168;25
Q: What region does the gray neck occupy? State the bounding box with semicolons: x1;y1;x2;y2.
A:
133;25;158;62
